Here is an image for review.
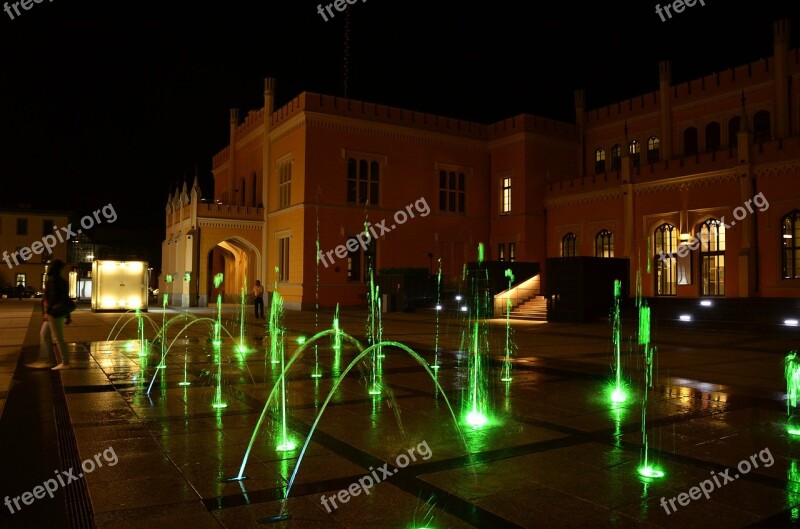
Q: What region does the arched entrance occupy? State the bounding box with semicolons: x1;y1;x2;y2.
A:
206;237;261;304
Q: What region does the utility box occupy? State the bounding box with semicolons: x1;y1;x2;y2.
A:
91;260;149;312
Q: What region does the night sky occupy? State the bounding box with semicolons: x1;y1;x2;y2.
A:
1;0;796;266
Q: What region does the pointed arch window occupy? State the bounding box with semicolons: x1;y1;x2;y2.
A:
562;233;577;257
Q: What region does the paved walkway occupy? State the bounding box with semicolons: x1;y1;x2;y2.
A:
1;302;799;528
0;299;38;419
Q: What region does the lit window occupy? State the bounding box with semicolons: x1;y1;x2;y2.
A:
610;145;622;171
654;223;677;296
561;233;576;257
594;149;606;174
277;236;290;282
509;242;516;262
647;137;660;163
782;210;800;279
278;160;291;209
629;140;641;167
699;219;725;296
498;243;505;262
595;230;613;258
501;177;511;214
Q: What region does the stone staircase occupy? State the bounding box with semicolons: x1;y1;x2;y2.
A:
508;296;547;321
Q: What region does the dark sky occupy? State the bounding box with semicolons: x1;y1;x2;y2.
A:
1;0;797;264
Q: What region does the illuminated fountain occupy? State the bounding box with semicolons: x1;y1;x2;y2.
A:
212;273;227;409
500;268;514;383
462;242;491;428
636;302;664;479
366;266;383;395
607;279;628;404
785;351;800;436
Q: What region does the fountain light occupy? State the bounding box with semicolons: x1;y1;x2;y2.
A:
637;465;665;479
460;306;468;312
435;304;442;311
465;410;488;427
700;300;713;307
785;319;799;327
455;295;462;301
679;314;692;321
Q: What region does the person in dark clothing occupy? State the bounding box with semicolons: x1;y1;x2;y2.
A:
252;280;265;319
26;260;72;369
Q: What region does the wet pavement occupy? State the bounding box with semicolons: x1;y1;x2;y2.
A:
1;300;799;528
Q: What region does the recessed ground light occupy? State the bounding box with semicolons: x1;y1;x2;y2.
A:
700;300;712;307
435;304;442;311
679;314;692;321
785;319;799;327
455;295;462;301
460;306;468;312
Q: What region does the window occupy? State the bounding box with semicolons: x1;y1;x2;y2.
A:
347;235;376;282
594;149;606;174
683;127;698;156
654;223;678;296
16;218;27;236
439;170;465;213
782;210;800;279
610;144;622;171
646;137;660;163
595;230;613;258
251;172;257;207
498;243;505;262
629;140;641;167
728;117;741;148
279;160;291;209
42;219;54;237
753;110;771;143
509;242;516;262
561;233;577;257
501;177;511;214
347;157;380;205
277;236;289;282
15;273;26;287
699;219;725;296
240;177;246;206
705;122;721;152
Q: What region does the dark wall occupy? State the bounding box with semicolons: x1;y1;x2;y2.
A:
545;257;630;323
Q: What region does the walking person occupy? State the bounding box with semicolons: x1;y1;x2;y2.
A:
26;260;73;370
252;279;265;319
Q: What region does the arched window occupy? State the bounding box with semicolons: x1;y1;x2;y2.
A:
561;233;577;257
654;223;677;296
705;122;721;152
753;110;771;143
594;148;606;175
728;116;741;148
699;219;725;296
683;127;698;156
240;177;246;206
595;230;613;258
611;144;622;171
647;136;660;163
782;210;800;279
250;171;257;207
629;140;641;167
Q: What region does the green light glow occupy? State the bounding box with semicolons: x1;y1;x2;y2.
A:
638;305;651;345
165;274;173;283
296;336;306;345
276;440;297;452
611;388;628;403
213;273;224;288
477;242;484;263
637;466;665;479
465;411;488;427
